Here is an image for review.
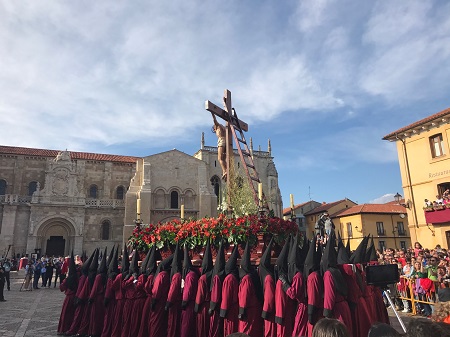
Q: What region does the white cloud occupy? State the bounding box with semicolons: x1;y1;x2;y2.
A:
369;193;396;204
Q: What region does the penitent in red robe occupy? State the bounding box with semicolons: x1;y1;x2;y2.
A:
76;277;93;336
65;274;87;335
121;275;136;337
209;275;224;337
220;274;239;336
137;274;154;337
87;274;106;337
101;277;117;337
238;274;263;337
323;270;353;337
372;285;390;324
167;273;183;337
128;274;147;337
306;271;323;337
275;279;295;337
110;274;125;337
261;275;276;337
57;278;76;334
181;271;199;337
149;270;171;337
286;272;308;337
194;274;211;337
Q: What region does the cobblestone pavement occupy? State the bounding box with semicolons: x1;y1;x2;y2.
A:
1;270;416;336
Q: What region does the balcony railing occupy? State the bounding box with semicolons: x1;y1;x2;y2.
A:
0;194;124;208
397;230;407;236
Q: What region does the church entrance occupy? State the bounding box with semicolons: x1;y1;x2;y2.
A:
46;236;65;256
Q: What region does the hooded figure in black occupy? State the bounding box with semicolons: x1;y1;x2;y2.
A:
139;247;152;282
259;237;275;295
88;248;100;287
105;245;119;307
365;236;378;263
98;247;108;286
66;250;78;292
201;238;214;290
350;235;369;264
181;244;199;308
127;248;140;280
303;235;322;281
337;235;351;265
121;245;130;278
106;244;115;269
274;235;291;281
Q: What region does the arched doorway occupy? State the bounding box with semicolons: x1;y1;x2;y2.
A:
36;218;76;257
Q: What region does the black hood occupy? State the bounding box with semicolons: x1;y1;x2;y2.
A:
108;246;119;280
66;251;78;291
337;241;351;265
202;239;214;275
259;237;275;293
88;248;99;286
224;245;240;279
321;232;348;297
346;237;351;257
81;248;96;276
274;236;290;281
140;247;152;276
210;240;226;291
155;254;174;279
145;245;160;276
303;236;321;279
98;247;108;274
182;245;196;280
288;234;302;284
170;242;183;280
121;246;130;277
366;236;377;262
129;249;140;277
239;241;263;302
106;244;115;269
350;236;369;264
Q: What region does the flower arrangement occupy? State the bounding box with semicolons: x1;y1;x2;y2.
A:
129;214;298;252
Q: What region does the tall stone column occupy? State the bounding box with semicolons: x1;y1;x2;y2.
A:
0;204;17;255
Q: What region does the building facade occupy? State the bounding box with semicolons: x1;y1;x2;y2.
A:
384;107;450;248
0;139;282;258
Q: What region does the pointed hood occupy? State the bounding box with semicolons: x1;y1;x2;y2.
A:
321;231;348;297
224;245;240;279
182;245;196;280
129;249;140;277
346;237;351;257
170;242;183;280
300;234;309;263
98;247;108;274
155;254;174;279
210;240;226;291
274;236;290;281
81;248;95;276
140;248;152;275
259;237;275;292
145;245;160;276
121;246;130;277
303;236;322;279
106;244;115;269
366;236;378;263
239;241;263;302
66;251;78;291
88;248;99;286
337;234;351;264
350;236;369;264
108;246;119;280
288;234;302;283
202;239;214;275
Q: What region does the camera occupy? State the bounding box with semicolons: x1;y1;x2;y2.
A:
365;264;399;288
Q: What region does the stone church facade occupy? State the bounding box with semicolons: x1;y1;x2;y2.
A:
0;139;282;258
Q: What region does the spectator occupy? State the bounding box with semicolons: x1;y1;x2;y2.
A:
24;261;34;291
33;260;42;290
312;318;349;337
367;323;401;337
2;258;11;291
414;242;423;258
407;318;446;337
44;260;54;288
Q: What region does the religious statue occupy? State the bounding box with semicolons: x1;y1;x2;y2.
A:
212;113;227;180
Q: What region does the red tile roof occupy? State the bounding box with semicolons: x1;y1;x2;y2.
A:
332;203;406;217
383;107;450;141
282;201;317;216
303;199;357;216
0;145;139;163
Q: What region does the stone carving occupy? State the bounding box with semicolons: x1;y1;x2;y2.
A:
52;168;69;196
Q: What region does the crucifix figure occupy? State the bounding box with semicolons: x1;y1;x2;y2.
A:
211;114;227;180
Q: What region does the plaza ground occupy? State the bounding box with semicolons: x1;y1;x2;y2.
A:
0;270;413;337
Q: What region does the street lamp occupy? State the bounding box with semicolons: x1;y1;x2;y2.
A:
394;192;411;209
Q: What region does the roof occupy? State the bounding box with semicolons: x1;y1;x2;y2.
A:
282;201;316;216
0;145;139;163
383;107;450;141
331;203;406;217
303;199;356;216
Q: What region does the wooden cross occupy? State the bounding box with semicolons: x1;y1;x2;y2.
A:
205;89;248;212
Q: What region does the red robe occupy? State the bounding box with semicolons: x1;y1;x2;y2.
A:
181;271;199;337
323;270;353;336
129;274;147;337
149;270;170;337
372;285;390;324
209;275;224;337
194;274;211;337
261;275;276;337
286;272;308;337
138;274;154;337
76;276;93;335
275;279;295;337
65;275;87;335
306;272;323;337
111;274;125;337
220;274;239;336
88;274;106;337
167;273;183;337
121;275;137;337
339;265;371;337
101;277;117;337
58;278;76;334
238;274;263;337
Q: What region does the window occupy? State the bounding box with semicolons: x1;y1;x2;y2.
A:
397;222;406;236
101;221;110;240
376;222;385;235
347;222;353;238
400;241;406;250
0;179;6;195
116;186;125;200
89;185;98;199
28;181;38;196
170;191;179;209
379;240;386;251
430;133;445;158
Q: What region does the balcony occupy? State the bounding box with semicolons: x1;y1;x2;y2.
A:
424;206;450;224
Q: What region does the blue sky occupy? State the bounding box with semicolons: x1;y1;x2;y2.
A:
1;1;450;207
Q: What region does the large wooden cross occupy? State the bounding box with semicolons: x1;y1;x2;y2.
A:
205;89;248;212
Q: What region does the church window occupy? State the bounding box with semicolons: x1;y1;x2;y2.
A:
101;221;111;240
116;186;125;200
0;179;6;195
89;185;98;199
170;191;179;209
28;181;38;196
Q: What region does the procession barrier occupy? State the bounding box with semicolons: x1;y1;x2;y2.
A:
395;275;438;316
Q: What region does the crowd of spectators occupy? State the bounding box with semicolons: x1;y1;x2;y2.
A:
22;255;69;291
424;189;450;208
